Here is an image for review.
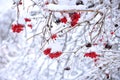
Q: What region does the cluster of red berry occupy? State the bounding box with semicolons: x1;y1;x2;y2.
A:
84;51;100;59
43;48;62;59
51;34;57;40
60;17;67;24
69;12;80;26
84;51;100;62
12;24;24;33
60;12;80;27
11;18;32;33
24;18;32;29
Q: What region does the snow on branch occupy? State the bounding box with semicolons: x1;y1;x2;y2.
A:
101;50;120;53
45;4;103;14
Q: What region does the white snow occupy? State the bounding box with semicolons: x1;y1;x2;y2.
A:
0;0;120;80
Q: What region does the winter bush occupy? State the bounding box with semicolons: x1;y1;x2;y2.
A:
0;0;120;80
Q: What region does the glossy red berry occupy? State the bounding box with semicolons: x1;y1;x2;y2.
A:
60;17;67;24
71;20;78;27
43;48;51;55
24;18;31;22
12;23;24;33
84;52;100;59
70;12;80;21
51;34;57;40
49;51;62;59
70;12;80;27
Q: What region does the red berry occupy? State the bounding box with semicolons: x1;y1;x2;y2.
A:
54;51;62;58
94;58;99;62
71;20;78;27
24;18;31;22
70;12;80;27
51;34;57;40
70;12;80;21
12;23;24;33
27;24;32;29
43;48;51;55
49;53;55;59
18;0;22;5
19;1;22;5
84;52;100;59
60;17;67;24
45;1;49;5
49;51;62;59
110;31;114;35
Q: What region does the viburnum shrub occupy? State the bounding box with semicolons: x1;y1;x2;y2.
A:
1;0;120;80
11;23;24;33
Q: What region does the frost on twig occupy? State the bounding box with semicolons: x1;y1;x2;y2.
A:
45;4;103;14
0;0;120;80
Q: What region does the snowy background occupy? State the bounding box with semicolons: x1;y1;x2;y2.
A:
0;0;120;80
